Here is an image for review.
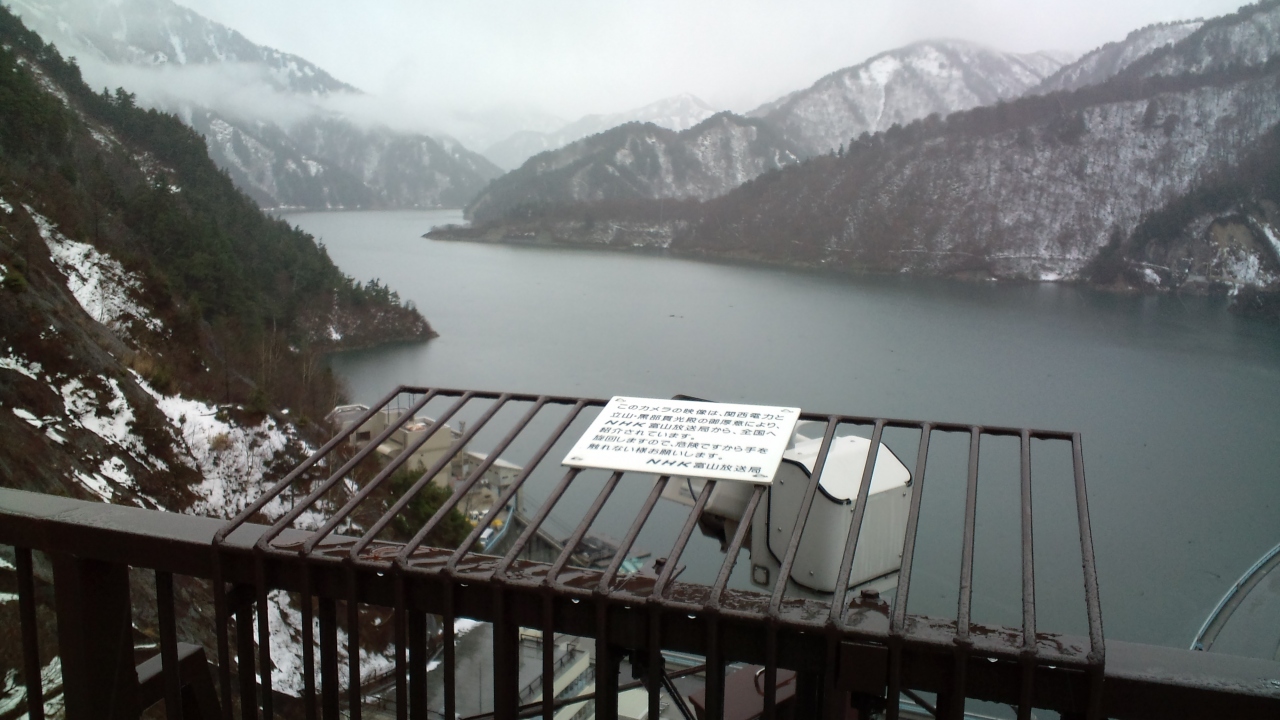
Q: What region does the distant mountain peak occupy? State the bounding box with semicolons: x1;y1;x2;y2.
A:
749;39;1068;156
482;93;720;170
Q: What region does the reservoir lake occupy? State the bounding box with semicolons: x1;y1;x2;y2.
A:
287;209;1280;656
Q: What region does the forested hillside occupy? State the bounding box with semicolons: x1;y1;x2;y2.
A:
467;113;800;223
0;2;432;502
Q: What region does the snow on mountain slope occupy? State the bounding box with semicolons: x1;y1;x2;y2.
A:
483;94;720;170
750;40;1069;156
468;113;799;222
7;0;353;94
685;67;1280;287
1118;0;1280;80
1031;20;1205;95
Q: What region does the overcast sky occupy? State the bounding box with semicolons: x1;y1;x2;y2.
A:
174;0;1250;132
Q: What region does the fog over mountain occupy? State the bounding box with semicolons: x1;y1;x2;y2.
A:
8;0;502;210
172;0;1250;144
483;94;720;170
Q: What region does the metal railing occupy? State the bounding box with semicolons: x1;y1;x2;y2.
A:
2;386;1279;720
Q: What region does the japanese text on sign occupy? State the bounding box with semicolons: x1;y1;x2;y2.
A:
562;396;800;484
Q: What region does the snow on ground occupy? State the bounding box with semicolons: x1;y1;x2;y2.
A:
60;375;163;475
0;197;12;214
254;589;396;697
0;658;62;718
1259;220;1280;260
25;205;163;335
132;372;321;525
0;349;42;380
425;619;484;673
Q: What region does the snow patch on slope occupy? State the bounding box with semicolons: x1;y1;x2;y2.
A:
133;373;318;524
254;589;396;697
26;205;163;335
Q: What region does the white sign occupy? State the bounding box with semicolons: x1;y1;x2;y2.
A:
562;396;801;484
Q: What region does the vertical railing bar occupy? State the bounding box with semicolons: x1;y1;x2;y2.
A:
822;420;885;720
949;426;982;720
641;477;710;720
394;570;408;720
891;424;932;628
704;484;763;720
318;598;339;720
957;426;982;639
345;567;362;720
1018;430;1036;720
409;611;427;720
443;582;457;720
157;570;184;720
1071;433;1106;720
235;593;257;720
832;420;886;626
306;391;483;555
492;586;523;719
213;562;233;720
534;471;622;720
596;598;617;720
591;475;670;719
763;628;779;720
254;556;274;720
764;418;838;720
704;617;724;720
647;610;662;720
15;547;44;720
541;598;555;720
888;423;931;720
300;564;317;720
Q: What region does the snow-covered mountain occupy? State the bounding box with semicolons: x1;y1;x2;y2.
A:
676;2;1280;296
483;94;720;170
9;0;501;209
1030;20;1205;95
750;40;1071;156
1114;0;1280;80
6;0;352;94
452;1;1280;310
467;113;800;222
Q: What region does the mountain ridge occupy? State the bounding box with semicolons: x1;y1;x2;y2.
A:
467;112;801;223
749;39;1070;156
482;93;720;170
